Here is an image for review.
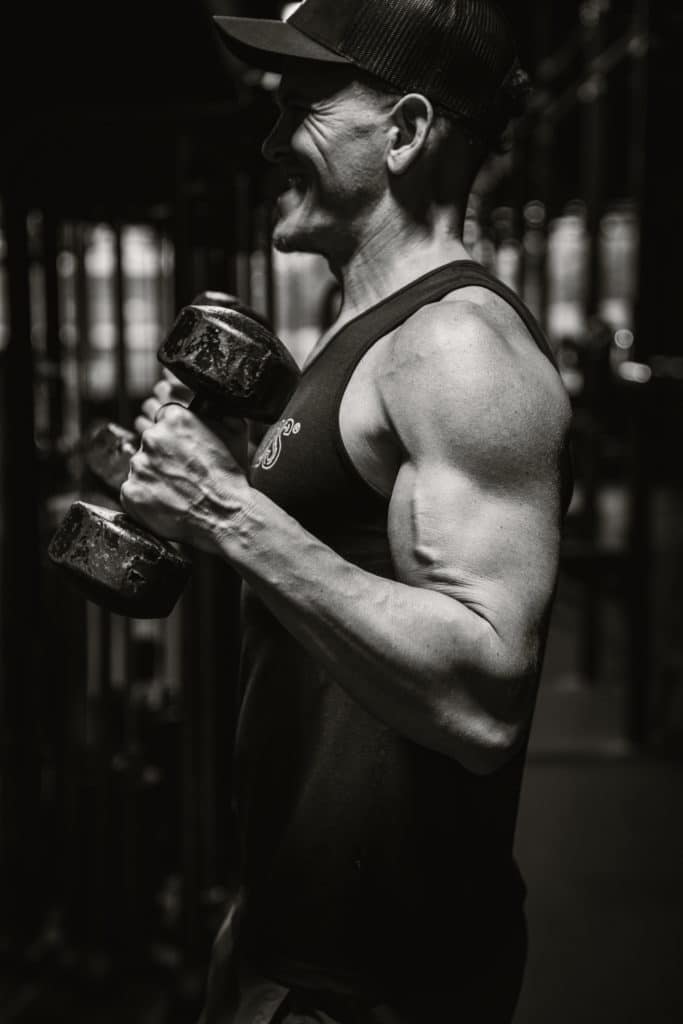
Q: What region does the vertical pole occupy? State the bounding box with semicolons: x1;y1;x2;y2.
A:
42;208;64;447
578;0;609;686
174;132;201;966
74;221;113;964
626;0;651;746
112;220;137;958
0;187;43;952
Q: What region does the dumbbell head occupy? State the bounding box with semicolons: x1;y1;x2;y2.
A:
84;421;138;495
191;290;273;331
158;304;300;423
48;501;191;618
48;296;298;619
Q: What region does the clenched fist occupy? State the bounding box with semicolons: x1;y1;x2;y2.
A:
120;402;253;555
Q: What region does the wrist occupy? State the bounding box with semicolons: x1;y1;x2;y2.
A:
209;482;265;559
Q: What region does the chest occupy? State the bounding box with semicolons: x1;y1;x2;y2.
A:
251;331;400;504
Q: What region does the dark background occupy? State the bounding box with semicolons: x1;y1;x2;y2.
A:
1;2;683;1022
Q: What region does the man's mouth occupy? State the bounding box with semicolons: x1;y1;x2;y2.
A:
286;173;306;192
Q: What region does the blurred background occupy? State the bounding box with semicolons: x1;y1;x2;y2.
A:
1;1;682;1021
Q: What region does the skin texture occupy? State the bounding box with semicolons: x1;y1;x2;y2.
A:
123;62;571;774
123;61;572;1024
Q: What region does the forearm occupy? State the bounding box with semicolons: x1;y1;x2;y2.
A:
214;490;523;773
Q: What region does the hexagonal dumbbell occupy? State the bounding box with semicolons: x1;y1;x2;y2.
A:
48;302;299;618
83;292;273;497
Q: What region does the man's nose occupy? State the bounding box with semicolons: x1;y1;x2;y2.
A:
261;114;291;164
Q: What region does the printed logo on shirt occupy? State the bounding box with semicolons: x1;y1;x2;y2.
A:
253;417;301;471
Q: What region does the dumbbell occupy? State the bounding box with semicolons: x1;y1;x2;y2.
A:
48;303;299;618
83;291;273;498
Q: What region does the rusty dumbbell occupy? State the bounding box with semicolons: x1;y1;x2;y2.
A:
48;301;299;618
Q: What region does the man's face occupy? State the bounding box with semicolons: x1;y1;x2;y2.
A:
262;62;391;260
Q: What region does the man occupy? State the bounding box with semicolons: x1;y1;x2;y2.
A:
122;1;573;1020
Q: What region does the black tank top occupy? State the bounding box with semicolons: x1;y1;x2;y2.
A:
235;260;571;995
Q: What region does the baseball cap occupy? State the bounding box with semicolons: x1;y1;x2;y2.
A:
213;0;526;131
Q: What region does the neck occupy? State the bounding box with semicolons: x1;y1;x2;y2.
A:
329;207;472;326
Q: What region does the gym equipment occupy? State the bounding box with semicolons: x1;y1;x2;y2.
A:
48;303;299;618
84;292;272;497
84;421;138;496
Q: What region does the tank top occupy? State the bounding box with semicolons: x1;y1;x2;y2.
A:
235;260;572;996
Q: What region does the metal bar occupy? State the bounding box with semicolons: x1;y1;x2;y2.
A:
73;224;90;459
73;220;115;960
173;133;201;959
113;222;130;426
626;391;650;745
625;0;652;746
42;208;65;444
112;219;138;958
0;189;43;951
577;2;610;687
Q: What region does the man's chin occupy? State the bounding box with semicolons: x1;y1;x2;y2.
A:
272;224;324;256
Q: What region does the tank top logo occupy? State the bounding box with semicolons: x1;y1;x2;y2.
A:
253;417;301;471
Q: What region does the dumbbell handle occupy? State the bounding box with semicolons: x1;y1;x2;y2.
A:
84;290;259;495
49;301;299;618
49;397;236;618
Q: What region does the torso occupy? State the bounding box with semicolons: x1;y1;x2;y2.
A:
237;261;571;992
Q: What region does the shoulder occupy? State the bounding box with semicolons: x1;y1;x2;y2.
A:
377;296;571;481
384;297;512;381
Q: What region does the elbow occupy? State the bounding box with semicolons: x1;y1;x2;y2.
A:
438;661;534;776
463;725;526;775
455;717;526;775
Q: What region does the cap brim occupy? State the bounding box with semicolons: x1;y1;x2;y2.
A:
213;17;351;71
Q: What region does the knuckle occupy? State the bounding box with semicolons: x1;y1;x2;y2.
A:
139;431;156;453
165;404;189;424
129;450;148;474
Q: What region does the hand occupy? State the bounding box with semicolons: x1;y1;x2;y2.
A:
138;376;250;474
134;368;193;434
120;403;253;554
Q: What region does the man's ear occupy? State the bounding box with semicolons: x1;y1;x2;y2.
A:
386;93;435;175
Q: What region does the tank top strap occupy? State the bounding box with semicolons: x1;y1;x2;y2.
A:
311;259;559;389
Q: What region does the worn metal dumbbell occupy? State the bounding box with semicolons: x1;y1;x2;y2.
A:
48;301;299;618
83;292;273;498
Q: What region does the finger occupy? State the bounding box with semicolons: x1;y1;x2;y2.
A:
128;450;148;476
134;415;153;435
152;380;174;403
141;397;160;422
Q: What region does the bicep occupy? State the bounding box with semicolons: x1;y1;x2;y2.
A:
388;455;559;661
